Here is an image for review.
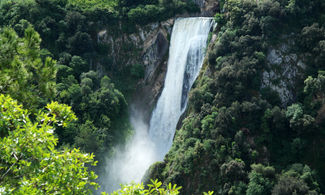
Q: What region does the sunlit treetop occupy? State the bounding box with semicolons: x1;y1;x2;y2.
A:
0;94;98;194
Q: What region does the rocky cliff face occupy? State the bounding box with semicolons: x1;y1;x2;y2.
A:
193;0;219;16
262;37;306;106
96;0;219;120
97;19;174;122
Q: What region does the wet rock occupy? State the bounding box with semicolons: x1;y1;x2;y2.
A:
143;30;169;82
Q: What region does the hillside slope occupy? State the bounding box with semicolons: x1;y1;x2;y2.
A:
145;0;325;194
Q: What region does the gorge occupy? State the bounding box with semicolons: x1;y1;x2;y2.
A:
102;17;213;192
1;0;325;194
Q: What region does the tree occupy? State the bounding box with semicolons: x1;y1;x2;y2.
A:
246;164;276;195
220;159;246;182
69;55;88;78
286;104;315;133
0;26;56;111
304;72;325;102
0;94;98;194
272;164;320;195
74;120;107;154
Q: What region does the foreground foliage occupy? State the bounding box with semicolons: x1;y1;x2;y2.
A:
109;179;182;195
109;179;214;195
0;95;98;194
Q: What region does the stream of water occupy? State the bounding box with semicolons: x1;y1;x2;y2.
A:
102;17;213;192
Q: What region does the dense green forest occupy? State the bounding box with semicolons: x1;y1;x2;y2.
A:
1;0;325;194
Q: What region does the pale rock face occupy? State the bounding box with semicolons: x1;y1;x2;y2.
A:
97;30;107;42
96;19;175;126
142;31;169;82
97;20;173;85
193;0;219;16
262;42;306;106
140;20;172;82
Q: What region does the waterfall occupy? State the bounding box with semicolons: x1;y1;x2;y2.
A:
102;17;213;193
149;17;213;160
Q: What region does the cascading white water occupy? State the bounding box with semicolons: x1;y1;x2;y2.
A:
102;17;213;193
149;17;213;160
102;106;158;192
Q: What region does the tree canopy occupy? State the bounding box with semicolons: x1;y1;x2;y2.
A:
0;94;98;194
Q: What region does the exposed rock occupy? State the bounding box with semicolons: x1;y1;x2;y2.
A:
193;0;219;17
98;19;173;82
97;30;107;42
133;59;168;124
97;19;174;122
143;30;169;82
262;40;306;106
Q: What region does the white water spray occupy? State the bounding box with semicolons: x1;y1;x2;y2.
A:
102;17;213;192
102;106;157;192
149;17;213;160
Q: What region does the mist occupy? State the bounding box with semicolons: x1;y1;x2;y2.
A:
101;105;158;192
100;18;213;193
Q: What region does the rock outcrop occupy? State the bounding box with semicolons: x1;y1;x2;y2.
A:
193;0;219;16
262;39;306;106
97;19;174;122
